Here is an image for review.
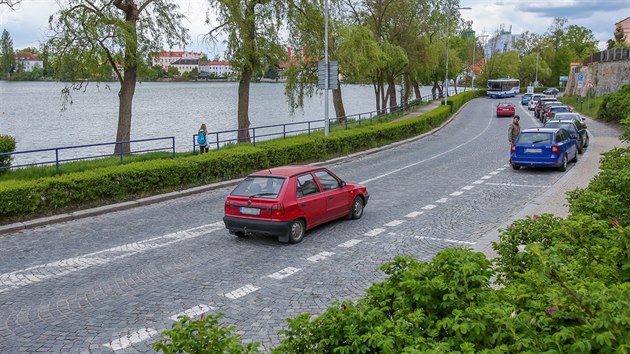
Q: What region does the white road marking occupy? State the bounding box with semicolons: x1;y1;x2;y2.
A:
435;198;449;203
484;182;551;188
384;220;405;227
415;236;476;245
224;284;260;299
405;211;424;218
364;228;386;236
461;186;474;190
472;180;484;184
450;191;464;196
169;304;215;321
489;171;500;175
307;251;335;262
421;204;437;210
358;112;498;185
338;239;363;248
0;223;223;294
480;175;492;180
388;232;397;235
497;168;506;171
268;267;301;280
103;328;159;351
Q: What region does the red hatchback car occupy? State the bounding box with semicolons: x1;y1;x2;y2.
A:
223;165;369;243
496;102;515;117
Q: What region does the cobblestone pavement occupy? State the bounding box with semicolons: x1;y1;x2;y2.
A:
0;96;625;353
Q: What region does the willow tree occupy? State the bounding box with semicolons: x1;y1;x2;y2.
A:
46;0;188;153
207;0;287;142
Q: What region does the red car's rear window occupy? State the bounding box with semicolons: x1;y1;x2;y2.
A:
231;176;286;198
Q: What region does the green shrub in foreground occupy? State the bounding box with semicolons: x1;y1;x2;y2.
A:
598;83;630;123
153;313;259;354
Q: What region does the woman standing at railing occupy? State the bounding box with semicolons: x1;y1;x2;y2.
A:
197;123;209;154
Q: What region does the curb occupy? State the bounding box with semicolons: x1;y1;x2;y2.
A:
0;100;461;236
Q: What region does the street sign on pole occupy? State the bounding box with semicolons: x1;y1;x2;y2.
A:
317;61;338;90
577;73;584;89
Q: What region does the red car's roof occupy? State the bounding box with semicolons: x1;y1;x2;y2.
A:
251;165;320;177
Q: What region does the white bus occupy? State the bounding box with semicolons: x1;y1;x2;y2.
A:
487;78;520;98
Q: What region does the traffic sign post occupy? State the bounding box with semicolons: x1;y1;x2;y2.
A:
577;73;584;89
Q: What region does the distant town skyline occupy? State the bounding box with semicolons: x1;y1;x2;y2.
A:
1;0;629;55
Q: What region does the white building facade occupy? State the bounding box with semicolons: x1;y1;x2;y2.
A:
199;61;234;77
152;51;203;70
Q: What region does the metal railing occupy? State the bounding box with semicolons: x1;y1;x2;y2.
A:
583;48;630;65
193;93;438;152
0;137;176;174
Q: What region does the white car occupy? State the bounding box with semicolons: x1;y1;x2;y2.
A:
528;94;545;110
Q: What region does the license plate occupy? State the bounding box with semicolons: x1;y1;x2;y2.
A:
240;207;260;215
525;148;542;153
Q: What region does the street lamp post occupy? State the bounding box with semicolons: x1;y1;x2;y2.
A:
470;34;487;90
535;52;539;87
444;6;471;106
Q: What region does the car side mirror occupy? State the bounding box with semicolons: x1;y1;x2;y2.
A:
339;181;346;188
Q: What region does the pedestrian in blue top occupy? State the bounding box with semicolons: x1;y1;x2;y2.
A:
197;123;208;154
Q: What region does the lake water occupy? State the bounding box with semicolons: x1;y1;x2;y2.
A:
0;81;434;165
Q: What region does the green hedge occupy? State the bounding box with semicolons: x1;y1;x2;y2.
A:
0;134;16;173
598;83;630;123
0;91;483;223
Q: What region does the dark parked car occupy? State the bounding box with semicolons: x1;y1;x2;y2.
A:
543;87;560;95
510;127;578;171
544;119;588;154
223;165;369;243
547;105;572;122
535;97;559;119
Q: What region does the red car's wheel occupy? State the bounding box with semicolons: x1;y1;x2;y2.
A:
288;219;305;244
350;196;364;220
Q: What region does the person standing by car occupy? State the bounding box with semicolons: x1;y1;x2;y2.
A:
508;115;520;162
508;115;520;145
197;123;209;154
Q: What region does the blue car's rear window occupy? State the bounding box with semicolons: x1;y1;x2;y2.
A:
517;132;553;144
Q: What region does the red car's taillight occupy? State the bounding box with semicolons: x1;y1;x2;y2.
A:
552;144;560;154
271;203;284;217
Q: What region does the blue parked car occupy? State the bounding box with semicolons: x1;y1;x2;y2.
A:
510;128;578;172
521;93;533;105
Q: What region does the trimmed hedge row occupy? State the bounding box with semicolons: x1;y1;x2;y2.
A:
0;91;484;223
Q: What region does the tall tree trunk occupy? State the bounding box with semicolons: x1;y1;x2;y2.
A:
372;80;381;114
387;75;397;110
114;6;138;155
412;78;421;101
237;67;252;142
379;80;388;114
332;86;346;123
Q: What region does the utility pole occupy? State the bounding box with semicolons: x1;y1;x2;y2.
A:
535;52;539;87
324;0;329;136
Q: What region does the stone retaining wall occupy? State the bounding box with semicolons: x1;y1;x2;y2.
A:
566;59;630;97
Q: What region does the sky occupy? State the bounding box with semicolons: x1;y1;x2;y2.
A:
1;0;629;55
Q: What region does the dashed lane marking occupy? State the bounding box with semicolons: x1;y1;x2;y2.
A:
307;251;335;262
405;211;424;218
169;304;215;321
338;239;363;248
497;168;506;171
0;223;223;294
472;180;484;184
480;175;492;180
450;191;464;196
103;328;159;351
268;267;301;280
415;236;476;245
484;182;551;188
224;284;260;300
421;204;437;210
489;171;500;175
388;232;397;235
384;220;405;227
462;185;475;190
436;198;448;203
364;228;386;236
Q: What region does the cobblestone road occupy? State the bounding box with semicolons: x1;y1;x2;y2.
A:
0;96;624;353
